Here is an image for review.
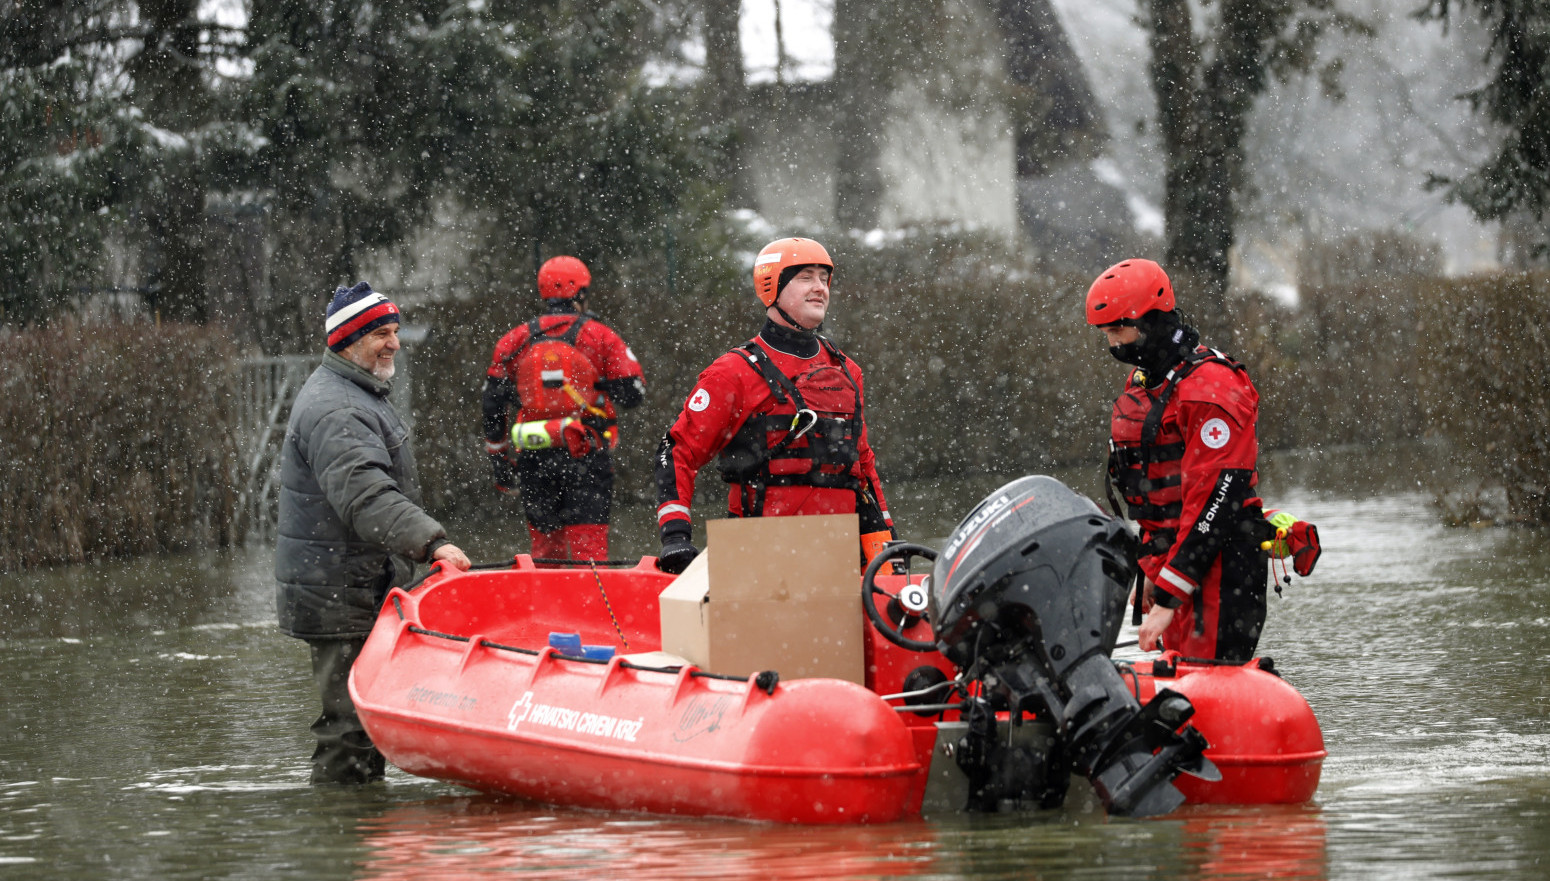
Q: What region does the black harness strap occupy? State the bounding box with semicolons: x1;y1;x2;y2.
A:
1110;348;1243;521
718;337;865;515
503;313;592;368
1110;349;1240;633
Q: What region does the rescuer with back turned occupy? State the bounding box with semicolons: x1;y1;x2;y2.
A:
482;256;646;561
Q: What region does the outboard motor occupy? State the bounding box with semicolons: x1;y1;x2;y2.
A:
929;475;1217;817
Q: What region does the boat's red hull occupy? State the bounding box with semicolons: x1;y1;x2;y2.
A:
351;556;1324;821
1128;656;1326;804
351;558;927;823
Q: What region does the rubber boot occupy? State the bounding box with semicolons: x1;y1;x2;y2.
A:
307;638;386;784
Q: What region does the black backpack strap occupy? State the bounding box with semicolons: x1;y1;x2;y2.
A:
1139;349;1234;446
494;318;544;373
556;313;591;345
816;334;864;424
736;341;807;412
518;313;591;357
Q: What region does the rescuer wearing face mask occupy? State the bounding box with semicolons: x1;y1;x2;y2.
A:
653;237;894;575
1087;259;1318;662
482;256;647;562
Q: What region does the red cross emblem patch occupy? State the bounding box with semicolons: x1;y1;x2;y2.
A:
1200;417;1231;449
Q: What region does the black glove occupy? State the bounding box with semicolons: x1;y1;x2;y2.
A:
486;441;517;493
657;523;700;575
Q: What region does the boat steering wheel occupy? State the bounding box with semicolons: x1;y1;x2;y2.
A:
862;542;940;652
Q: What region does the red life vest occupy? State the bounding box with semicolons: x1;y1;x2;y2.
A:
509;315;615;426
1107;347;1249;554
715;339;863;514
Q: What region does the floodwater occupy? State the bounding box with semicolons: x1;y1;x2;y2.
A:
2;444;1547;880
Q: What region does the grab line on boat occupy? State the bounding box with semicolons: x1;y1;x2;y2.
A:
476;638;539;656
402;623;786;686
407;624;470;643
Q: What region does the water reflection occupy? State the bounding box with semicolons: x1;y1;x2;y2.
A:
1173;807;1328;881
0;545;276;640
356;797;939;880
354;798;1330;881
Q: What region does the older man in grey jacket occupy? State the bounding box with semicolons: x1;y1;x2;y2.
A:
275;282;470;784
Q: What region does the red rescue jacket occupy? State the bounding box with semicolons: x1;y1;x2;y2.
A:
1107;346;1263;604
656;333;890;531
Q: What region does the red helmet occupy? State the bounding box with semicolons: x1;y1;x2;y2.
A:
538;255;591;300
752;238;833;307
1085;258;1174;325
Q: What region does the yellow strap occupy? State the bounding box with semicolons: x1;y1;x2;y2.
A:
561;382;610;419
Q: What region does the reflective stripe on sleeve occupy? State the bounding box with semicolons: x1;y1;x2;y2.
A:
1157;566;1197;595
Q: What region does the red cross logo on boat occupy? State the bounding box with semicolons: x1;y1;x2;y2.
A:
507;691;534;731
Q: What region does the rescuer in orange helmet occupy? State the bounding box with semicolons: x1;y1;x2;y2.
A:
482;256;646;562
1087;259;1318;661
653;237;894;574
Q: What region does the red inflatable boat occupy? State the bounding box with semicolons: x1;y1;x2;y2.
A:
350;556;927;823
351;554;1324;823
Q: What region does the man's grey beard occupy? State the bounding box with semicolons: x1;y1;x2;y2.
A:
371;362;396;381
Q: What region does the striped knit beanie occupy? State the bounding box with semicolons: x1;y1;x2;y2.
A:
325;282;399;352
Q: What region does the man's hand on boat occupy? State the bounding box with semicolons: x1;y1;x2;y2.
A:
432;542;472;572
656;523;700;574
1131;575;1174;652
1138;604;1175;652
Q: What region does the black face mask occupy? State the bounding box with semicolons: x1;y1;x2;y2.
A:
1109;311;1198;380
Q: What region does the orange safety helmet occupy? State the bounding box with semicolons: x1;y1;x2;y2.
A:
752;238;833;307
1085;258;1175;325
538;255;591;300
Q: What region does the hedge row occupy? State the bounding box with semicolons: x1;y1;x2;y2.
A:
1416;272;1550;523
0;321;239;572
5;268;1543;571
406;261;1440;513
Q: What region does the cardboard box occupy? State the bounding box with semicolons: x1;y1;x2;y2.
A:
658;513;864;684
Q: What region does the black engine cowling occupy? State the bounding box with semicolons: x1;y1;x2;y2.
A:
928;475;1216;818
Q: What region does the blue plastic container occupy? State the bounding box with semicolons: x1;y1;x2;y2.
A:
582;645;616;661
548;632;583;654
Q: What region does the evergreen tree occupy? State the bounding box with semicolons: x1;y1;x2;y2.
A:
0;21;120;323
127;0;212;321
1;1;720;333
700;0;752;208
1420;0;1550;257
833;0;945;230
1;0;251;324
237;0;719;350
